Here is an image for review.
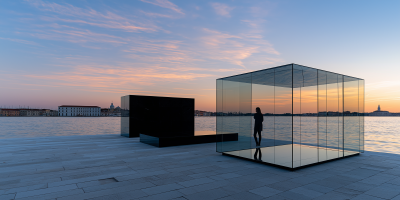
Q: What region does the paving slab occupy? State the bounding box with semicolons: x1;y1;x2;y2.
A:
248;186;282;197
312;190;357;200
351;194;386;200
364;183;400;199
1;135;400;200
15;184;78;199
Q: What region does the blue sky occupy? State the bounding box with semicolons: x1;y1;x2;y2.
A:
1;0;399;111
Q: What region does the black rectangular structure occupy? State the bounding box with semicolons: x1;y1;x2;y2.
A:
121;95;195;138
140;133;238;147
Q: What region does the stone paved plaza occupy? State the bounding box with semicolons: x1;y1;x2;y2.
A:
1;135;400;200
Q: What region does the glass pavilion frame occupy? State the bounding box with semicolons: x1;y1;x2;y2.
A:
216;63;364;169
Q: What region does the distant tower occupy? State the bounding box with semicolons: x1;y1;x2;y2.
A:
378;105;381;111
110;102;115;110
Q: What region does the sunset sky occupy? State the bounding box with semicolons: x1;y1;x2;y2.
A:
1;0;399;112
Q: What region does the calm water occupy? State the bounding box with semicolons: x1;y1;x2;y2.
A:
0;116;398;154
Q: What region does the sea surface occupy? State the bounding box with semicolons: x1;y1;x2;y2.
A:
0;116;399;154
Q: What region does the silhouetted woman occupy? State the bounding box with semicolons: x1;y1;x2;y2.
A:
254;107;264;146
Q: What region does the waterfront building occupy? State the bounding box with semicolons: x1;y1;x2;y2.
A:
217;63;365;169
19;109;58;116
0;108;58;116
19;109;43;116
195;110;216;116
369;105;391;116
49;110;58;116
58;105;100;117
0;109;20;116
100;103;121;116
114;106;121;112
101;108;110;116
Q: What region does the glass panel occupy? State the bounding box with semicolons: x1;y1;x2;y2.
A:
344;76;360;156
318;70;327;162
252;69;275;86
274;65;293;88
326;72;339;160
359;80;365;153
251;70;275;163
298;67;318;167
216;79;223;152
338;76;344;157
220;80;240;152
293;69;302;168
121;95;130;137
251;71;274;149
239;73;252;155
274;64;293;73
302;67;318;87
274;69;292;168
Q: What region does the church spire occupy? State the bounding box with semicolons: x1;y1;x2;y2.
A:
378;105;381;111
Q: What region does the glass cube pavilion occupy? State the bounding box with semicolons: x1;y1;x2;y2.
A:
216;63;364;169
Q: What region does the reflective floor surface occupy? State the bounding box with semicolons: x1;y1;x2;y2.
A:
224;144;359;169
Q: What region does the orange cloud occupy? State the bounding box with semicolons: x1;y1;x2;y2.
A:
24;64;214;89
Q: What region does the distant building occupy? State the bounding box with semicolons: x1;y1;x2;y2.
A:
369;105;391;116
100;103;121;117
114;106;121;112
100;102;121;117
195;110;216;116
101;108;110;116
0;108;58;117
20;109;43;116
58;105;100;117
49;110;58;116
0;109;20;116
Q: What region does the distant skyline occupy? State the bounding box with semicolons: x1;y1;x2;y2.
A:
1;0;399;112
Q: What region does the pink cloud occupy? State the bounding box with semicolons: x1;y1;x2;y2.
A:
140;10;175;18
0;37;39;46
28;0;159;32
140;0;184;15
211;3;234;17
197;28;280;68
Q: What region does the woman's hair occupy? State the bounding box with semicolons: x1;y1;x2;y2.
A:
256;107;262;114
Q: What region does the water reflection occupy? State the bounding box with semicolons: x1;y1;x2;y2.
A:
218;116;363;154
1;116;399;155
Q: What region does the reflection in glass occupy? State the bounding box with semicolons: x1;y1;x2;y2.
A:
254;148;262;161
121;95;130;137
217;64;364;169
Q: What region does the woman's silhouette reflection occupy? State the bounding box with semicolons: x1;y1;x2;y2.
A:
254;107;264;146
254;148;262;161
